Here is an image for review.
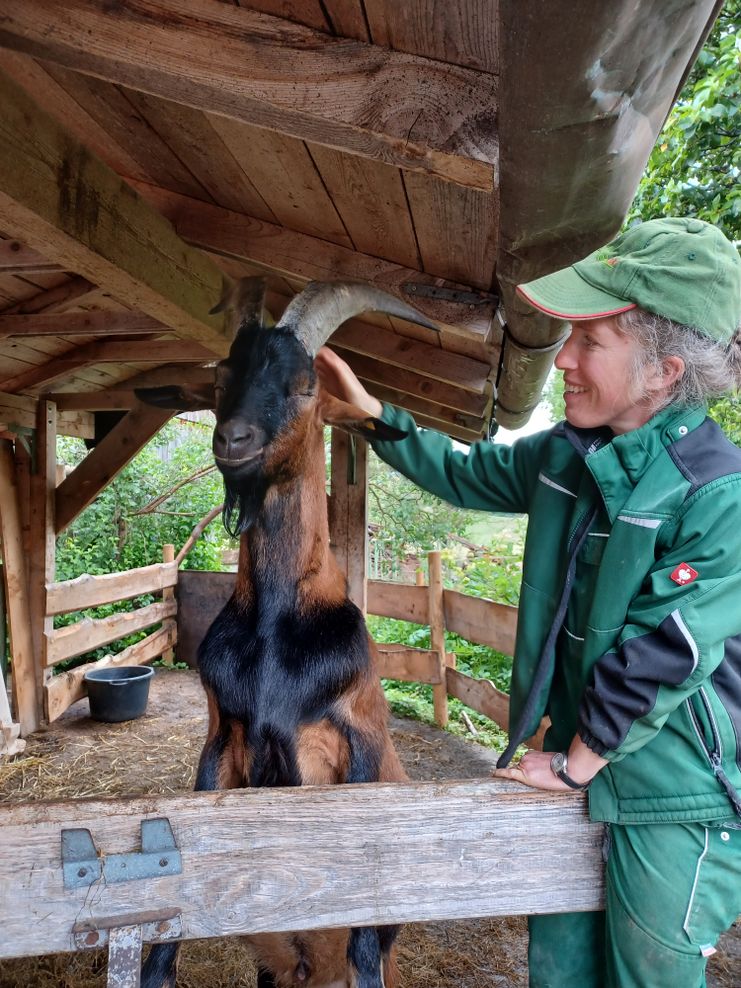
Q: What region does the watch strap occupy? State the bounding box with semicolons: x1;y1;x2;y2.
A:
551;751;590;791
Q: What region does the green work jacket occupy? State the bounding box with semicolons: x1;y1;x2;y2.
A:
372;402;741;825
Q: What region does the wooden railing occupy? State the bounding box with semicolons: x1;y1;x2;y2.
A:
369;549;547;747
44;545;542;744
43;551;179;721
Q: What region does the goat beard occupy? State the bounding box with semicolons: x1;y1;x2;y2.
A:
222;475;270;537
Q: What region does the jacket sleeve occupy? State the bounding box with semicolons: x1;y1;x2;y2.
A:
370;404;551;515
578;480;741;760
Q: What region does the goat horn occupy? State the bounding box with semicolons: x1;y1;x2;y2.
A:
275;281;439;355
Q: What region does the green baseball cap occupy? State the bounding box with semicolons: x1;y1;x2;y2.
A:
516;217;741;343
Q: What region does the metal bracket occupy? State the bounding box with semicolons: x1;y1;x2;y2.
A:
73;909;182;988
61;817;182;890
401;282;498;307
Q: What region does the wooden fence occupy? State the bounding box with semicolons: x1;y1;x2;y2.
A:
41;547;542;745
0;548;599;977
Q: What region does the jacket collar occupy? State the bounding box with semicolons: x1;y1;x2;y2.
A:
563;404;707;523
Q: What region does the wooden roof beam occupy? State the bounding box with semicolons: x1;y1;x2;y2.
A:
0;311;166;338
0;339;215;395
136;185;498;343
55;403;173;533
0;0;499;192
0;239;61;274
0;70;232;356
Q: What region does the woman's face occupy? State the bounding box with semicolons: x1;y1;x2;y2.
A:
554;318;676;435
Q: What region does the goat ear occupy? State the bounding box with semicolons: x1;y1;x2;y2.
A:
135;384;216;411
210;276;268;333
319;393;408;442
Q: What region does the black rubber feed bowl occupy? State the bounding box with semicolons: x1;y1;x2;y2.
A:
84;666;154;723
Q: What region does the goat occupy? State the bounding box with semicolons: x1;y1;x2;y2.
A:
136;278;439;988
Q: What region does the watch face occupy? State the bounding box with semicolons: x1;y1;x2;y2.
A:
550;752;566;773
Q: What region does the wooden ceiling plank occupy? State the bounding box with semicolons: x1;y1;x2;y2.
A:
125;93;279;222
0;277;99;315
55;404;174;533
0;71;232;356
0;239;61;274
0;0;498;191
332;348;489;416
0;50;154;185
241;1;331;33
136;184;497;341
364;0;499;75
404;172;499;291
0;340;215;395
308;146;421;268
322;1;371;41
360;378;483;434
0;311;165;338
41;63;213;201
205;119;354;248
332;320;488;393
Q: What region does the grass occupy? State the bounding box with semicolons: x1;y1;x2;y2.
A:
367;615;514;751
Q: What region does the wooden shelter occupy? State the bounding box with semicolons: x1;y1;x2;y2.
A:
0;0;725;732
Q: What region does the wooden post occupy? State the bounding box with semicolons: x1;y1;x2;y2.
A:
29;400;56;722
428;550;448;727
329;430;368;613
0;440;39;733
161;543;176;664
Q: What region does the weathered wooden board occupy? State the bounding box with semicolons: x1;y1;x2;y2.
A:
367;580;428;625
444;590;518;658
175;570;234;668
375;645;442;684
55;405;174;533
0;780;604;960
0;440;39;732
45;599;177;666
46;562;178;615
0;0;499;190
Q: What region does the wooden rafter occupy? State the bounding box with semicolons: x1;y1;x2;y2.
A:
55;403;173;533
0;239;61;274
0;339;214;394
0;311;165;338
0;275;98;315
136;185;498;342
0;70;232;355
0;0;499;192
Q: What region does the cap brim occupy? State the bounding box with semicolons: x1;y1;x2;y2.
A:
516;266;636;320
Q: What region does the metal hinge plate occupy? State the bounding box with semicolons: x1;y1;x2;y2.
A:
61;817;182;890
401;283;497;306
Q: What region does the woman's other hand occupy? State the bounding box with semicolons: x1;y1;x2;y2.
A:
492;737;607;791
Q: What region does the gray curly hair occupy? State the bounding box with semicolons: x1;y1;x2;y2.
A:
616;308;741;406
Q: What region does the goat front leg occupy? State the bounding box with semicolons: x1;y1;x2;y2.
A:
142;718;244;987
343;727;400;988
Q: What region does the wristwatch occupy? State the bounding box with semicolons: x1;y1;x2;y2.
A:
550;751;591;791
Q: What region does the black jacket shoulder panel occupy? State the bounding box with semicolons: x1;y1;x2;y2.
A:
668;418;741;496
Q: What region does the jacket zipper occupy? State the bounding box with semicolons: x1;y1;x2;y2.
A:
686;689;741;818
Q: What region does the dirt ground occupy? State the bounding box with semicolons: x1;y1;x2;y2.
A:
0;669;738;988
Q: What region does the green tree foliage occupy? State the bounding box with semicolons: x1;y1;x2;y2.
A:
627;1;741;240
56;418;233;581
367;450;473;563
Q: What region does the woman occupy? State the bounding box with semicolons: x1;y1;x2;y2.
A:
315;217;741;988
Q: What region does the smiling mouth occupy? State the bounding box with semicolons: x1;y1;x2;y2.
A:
214;449;263;467
564;385;588;395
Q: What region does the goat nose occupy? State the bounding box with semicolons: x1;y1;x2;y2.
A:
213;418;265;462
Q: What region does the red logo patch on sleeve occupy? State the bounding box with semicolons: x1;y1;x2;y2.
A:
671;563;698;586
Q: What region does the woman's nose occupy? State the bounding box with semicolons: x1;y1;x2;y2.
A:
554;335;576;370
